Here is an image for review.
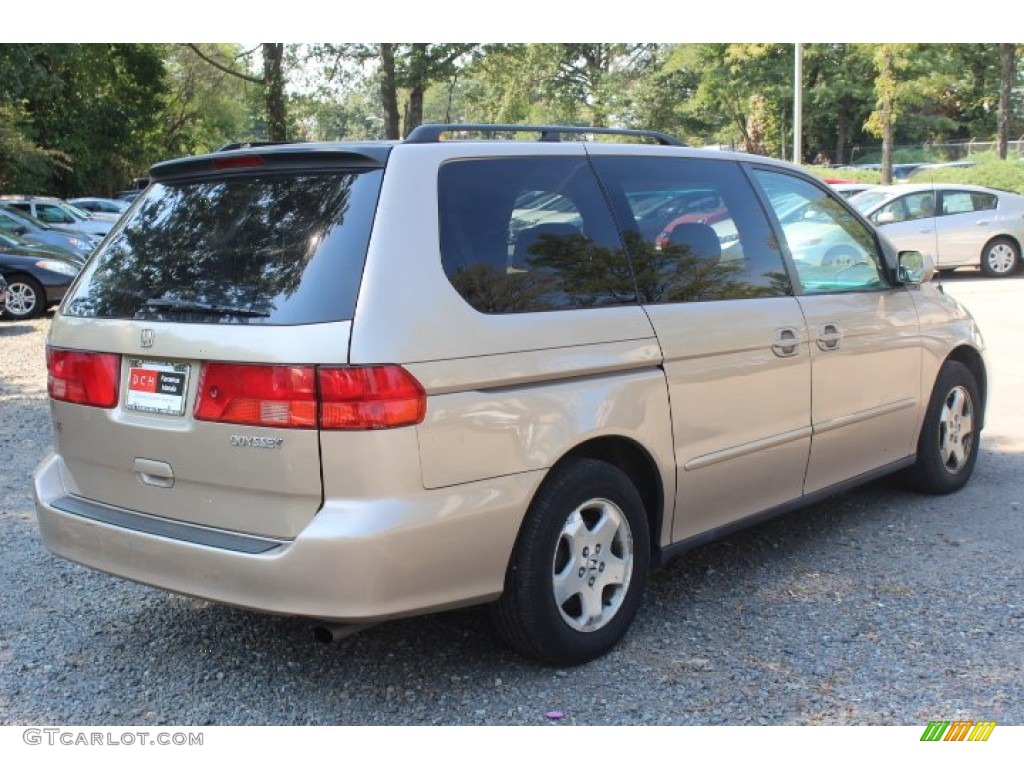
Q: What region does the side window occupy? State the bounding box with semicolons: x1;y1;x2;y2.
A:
874;191;935;224
752;169;888;294
903;191;936;220
972;192;997;211
939;190;997;215
37;205;69;224
439;157;635;314
591;156;791;303
940;191;975;215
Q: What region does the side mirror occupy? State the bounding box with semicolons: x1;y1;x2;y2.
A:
875;211;896;225
898;250;935;284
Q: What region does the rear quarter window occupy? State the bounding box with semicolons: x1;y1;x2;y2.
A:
438;157;636;314
63;170;383;325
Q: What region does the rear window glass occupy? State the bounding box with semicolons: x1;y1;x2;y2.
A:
63;171;382;325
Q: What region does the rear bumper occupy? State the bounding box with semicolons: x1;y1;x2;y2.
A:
34;452;539;621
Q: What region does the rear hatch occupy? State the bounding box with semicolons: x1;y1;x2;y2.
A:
48;145;388;539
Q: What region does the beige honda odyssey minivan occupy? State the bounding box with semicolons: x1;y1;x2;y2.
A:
34;125;987;665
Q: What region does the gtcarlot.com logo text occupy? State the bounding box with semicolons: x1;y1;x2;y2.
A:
23;728;203;747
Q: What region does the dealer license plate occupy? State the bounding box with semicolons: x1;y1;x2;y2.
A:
125;359;190;415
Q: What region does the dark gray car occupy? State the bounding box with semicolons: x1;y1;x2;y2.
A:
0;207;96;259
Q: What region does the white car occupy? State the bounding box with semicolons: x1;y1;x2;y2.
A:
829;183;879;199
0;196;117;238
850;183;1024;277
712;191;871;268
68;197;131;215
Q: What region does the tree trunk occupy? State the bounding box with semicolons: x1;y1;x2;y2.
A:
835;98;848;166
406;86;424;136
881;116;894;185
998;43;1015;160
379;43;400;140
876;46;896;185
402;44;428;137
262;43;287;142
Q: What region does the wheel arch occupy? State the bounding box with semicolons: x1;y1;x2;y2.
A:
983;232;1021;255
981;233;1021;274
945;344;987;430
547;435;666;568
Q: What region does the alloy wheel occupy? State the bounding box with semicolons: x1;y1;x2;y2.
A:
938;385;974;474
552;498;634;633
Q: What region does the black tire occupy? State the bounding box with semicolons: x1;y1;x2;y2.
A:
904;361;981;494
491;457;650;666
2;275;45;320
979;236;1019;278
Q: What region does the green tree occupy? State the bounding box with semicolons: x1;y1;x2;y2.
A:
0;102;70;191
864;44;917;183
186;43;289;141
998;44;1016;159
803;44;876;165
0;44;167;195
156;44;249;157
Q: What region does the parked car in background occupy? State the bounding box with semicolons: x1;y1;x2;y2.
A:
0;196;117;237
68;197;130;215
0;207;97;259
0;232;87;266
114;177;150;202
0;273;7;309
905;162;976;181
847;163;922;181
0;244;82;319
850;183;1024;277
830;183;879;199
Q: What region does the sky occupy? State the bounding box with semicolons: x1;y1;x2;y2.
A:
1;2;1005;44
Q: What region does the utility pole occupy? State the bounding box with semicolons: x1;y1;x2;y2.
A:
793;43;803;165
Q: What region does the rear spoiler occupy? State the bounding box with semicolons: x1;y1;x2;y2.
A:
152;144;392;182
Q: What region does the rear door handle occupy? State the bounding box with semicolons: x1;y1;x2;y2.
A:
771;327;801;357
816;322;843;351
134;457;174;489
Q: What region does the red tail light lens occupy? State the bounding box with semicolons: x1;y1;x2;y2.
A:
319;365;426;430
46;347;120;408
193;363;426;430
194;363;317;428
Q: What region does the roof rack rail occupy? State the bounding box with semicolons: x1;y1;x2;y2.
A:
216;140;301;152
404;123;684;147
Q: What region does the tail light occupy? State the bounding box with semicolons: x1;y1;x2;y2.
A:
319;366;426;430
194;363;317;428
47;347;120;408
194;363;425;430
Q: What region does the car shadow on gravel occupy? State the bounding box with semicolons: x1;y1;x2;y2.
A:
0;323;37;337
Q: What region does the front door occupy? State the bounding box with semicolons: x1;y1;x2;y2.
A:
590;154;813;541
752;169;923;494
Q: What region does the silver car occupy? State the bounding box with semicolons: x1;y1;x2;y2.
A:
0;196;118;238
851;183;1024;277
33;125;988;665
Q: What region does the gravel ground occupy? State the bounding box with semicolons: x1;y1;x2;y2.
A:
1;274;1022;726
